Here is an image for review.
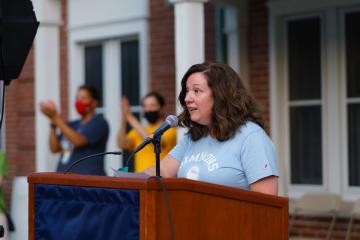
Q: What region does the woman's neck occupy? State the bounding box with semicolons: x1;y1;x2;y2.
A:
81;111;95;124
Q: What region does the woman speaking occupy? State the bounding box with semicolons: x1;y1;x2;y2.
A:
145;62;279;195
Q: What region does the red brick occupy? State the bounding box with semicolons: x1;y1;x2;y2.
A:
4;48;36;207
60;0;69;120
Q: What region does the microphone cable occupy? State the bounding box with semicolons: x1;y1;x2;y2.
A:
63;151;122;174
122;115;178;172
150;176;175;240
123;137;152;171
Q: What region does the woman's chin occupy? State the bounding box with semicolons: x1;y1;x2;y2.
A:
191;118;210;127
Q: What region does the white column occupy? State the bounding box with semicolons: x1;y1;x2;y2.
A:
169;0;208;115
33;0;62;172
324;8;341;194
269;9;287;196
103;40;121;174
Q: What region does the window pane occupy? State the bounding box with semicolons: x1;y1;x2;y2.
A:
290;106;322;184
120;39;140;172
346;12;360;98
85;45;103;107
121;40;140;106
287;18;321;100
348;103;360;186
215;6;228;63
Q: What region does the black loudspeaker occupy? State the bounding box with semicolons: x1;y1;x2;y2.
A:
0;0;39;85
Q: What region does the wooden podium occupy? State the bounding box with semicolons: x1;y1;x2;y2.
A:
28;173;288;240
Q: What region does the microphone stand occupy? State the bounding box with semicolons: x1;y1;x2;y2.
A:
152;135;162;178
123;135;162;177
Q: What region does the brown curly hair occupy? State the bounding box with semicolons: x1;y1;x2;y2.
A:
178;62;263;141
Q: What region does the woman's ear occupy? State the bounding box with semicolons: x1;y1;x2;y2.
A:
91;99;99;109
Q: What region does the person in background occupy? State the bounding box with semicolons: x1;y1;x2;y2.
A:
40;85;109;175
145;62;279;195
117;92;177;172
0;151;9;240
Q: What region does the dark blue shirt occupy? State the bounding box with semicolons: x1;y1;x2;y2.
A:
57;114;109;175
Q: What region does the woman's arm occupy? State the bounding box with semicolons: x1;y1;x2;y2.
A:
40;101;88;148
250;176;278;195
51;115;89;147
144;155;180;178
122;97;148;139
117;97;147;150
126;112;149;139
49;127;62;153
117;112;134;150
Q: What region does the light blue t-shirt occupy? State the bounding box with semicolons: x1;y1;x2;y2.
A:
169;122;279;189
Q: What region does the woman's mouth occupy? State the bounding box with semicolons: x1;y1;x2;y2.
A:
188;107;197;112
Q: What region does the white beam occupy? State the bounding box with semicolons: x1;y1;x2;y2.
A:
169;0;208;115
33;0;62;172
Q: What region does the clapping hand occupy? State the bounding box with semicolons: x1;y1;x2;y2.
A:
39;100;59;120
121;96;131;117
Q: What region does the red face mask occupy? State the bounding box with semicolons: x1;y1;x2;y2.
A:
75;100;92;116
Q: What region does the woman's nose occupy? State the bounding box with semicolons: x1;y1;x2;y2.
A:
185;92;193;103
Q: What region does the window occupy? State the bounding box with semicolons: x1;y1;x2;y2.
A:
121;40;140;107
214;4;243;76
67;0;149;174
85;45;103;107
79;37;144;173
287;18;323;185
215;6;228;63
269;1;360;197
346;11;360;187
120;39;140;171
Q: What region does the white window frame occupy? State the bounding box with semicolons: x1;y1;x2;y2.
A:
339;6;360;198
284;13;327;196
269;0;360;199
68;11;148;175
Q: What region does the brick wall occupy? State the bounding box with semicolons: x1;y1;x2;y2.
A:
4;48;36;204
149;0;176;115
3;0;69;206
204;3;216;62
248;0;270;132
60;0;69;120
290;215;360;239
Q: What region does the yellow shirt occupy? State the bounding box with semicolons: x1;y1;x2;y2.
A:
126;123;177;172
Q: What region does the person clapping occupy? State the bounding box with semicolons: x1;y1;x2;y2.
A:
40;85;109;175
117;92;176;172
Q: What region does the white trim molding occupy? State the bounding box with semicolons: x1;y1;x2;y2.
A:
33;0;62;172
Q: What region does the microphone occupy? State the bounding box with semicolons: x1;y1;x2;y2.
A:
152;115;178;138
123;115;178;170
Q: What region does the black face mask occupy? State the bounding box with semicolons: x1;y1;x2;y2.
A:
144;111;160;124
